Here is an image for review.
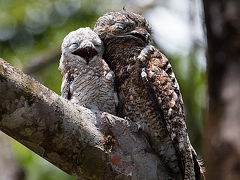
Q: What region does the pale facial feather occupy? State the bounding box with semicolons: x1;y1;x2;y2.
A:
60;27;104;69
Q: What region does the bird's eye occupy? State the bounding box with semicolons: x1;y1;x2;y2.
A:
93;40;102;47
69;43;78;50
94;43;101;47
115;23;126;30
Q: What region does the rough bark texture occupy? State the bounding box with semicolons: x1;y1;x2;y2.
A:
203;0;240;179
0;58;176;180
0;131;24;180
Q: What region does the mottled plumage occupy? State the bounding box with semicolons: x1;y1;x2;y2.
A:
94;10;203;179
59;27;117;115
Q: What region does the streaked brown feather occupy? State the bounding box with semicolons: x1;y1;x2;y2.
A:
138;45;203;180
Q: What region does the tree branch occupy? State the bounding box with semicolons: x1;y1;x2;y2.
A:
23;51;61;74
0;58;175;179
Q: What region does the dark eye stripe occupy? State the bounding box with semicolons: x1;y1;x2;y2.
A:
67;43;78;48
94;43;101;46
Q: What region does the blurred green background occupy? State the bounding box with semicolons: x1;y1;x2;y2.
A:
0;0;206;179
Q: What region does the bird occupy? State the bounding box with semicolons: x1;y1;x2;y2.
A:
59;27;117;115
94;10;204;179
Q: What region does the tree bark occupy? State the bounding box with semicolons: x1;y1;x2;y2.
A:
203;0;240;179
0;58;177;180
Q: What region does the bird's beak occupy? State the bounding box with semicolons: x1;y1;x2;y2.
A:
72;46;98;64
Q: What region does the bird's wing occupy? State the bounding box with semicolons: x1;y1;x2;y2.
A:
61;72;74;100
138;45;202;179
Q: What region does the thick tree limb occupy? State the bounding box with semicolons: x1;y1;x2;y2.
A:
0;58;176;179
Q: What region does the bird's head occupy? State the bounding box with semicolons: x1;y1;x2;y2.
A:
94;10;152;46
61;27;104;66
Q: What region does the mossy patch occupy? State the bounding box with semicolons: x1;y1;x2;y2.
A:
103;135;115;152
22;76;39;106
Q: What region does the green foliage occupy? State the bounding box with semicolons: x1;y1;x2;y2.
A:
34;61;62;95
11;140;74;180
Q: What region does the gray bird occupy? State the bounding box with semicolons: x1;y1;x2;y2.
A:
94;10;204;179
59;27;117;115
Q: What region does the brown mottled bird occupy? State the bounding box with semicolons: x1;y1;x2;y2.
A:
94;10;204;179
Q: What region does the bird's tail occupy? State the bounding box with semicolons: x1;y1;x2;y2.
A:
191;147;205;180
